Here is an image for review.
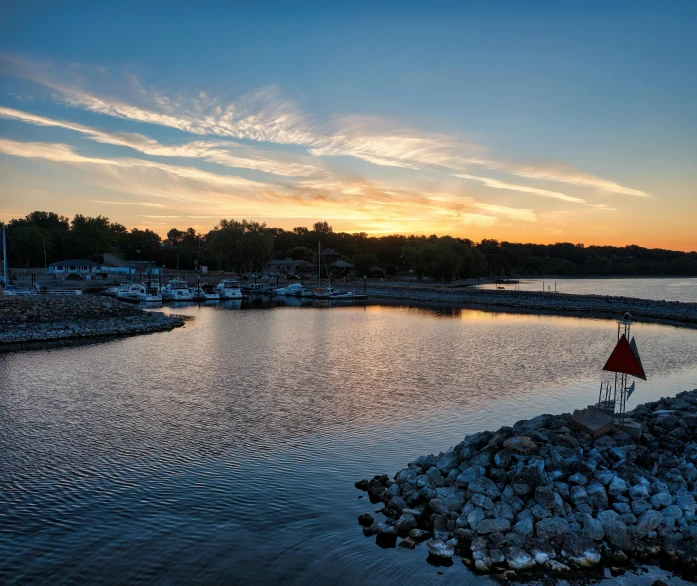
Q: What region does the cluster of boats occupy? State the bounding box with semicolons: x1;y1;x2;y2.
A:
104;278;367;303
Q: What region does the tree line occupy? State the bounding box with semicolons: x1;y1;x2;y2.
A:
3;211;697;280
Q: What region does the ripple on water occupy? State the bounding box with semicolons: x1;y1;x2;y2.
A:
1;303;697;584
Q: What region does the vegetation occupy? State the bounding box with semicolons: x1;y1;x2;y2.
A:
3;211;697;279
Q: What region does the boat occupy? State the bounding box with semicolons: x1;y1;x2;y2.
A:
274;283;304;296
242;283;266;294
216;279;243;299
138;283;162;302
162;279;193;301
115;283;141;301
191;282;220;301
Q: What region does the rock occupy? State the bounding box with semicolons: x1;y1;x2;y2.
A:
425;466;445;487
363;522;383;537
358;513;374;527
535;487;558;510
468;508;485;530
582;515;605;541
603;519;633;550
535;517;570;541
398;537;416;549
503;436;539;456
445;493;465;512
612;502;632;515
469;451;493;468
631;499;653;515
586;482;608;510
427;539;454;559
629;484;651;500
494;450;515;468
471;494;494;510
477;519;512;535
395;514;417;536
467;477;501;500
546;559;570;572
413;454;437;470
570;485;588;505
608;476;628;496
409;528;431;542
531;504;552;520
503;546;536;570
635;510;664;537
561;534;601;567
436;451;459;474
511;465;548;496
512;517;534;539
568;473;588;485
650;492;674;508
662;504;683;520
492;501;514;521
456;466;485;487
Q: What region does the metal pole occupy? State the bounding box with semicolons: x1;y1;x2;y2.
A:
2;223;7;286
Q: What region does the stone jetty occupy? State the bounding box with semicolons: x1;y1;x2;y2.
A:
0;295;185;346
356;390;697;579
366;285;697;329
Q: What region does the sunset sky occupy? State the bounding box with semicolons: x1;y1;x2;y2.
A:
0;2;695;250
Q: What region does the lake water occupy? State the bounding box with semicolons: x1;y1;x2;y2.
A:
2;299;697;585
480;276;697;303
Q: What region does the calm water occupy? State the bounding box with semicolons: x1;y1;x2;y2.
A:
2;301;697;585
481;276;697;303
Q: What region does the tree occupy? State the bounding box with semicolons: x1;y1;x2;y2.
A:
288;246;315;262
313;221;333;234
353;253;379;277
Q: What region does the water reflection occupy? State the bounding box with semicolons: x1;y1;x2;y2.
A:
1;305;697;585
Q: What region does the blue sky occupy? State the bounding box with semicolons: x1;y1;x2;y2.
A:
1;1;695;248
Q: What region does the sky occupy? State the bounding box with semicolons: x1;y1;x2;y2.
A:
0;1;695;250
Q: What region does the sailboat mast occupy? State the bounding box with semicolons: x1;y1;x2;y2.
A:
318;241;321;288
2;223;7;286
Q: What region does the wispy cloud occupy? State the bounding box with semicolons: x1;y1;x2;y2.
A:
0;105;324;177
0;54;649;199
454;173;585;203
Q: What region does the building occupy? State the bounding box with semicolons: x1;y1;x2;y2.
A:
47;259;162;279
47;260;102;276
328;260;354;277
264;258;313;276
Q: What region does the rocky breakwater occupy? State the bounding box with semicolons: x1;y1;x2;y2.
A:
366;285;697;328
0;295;185;346
356;390;697;580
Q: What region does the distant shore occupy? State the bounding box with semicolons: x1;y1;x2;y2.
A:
364;283;697;329
0;295;185;348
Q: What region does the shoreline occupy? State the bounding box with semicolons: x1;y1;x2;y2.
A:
0;295;186;348
355;389;697;580
365;285;697;329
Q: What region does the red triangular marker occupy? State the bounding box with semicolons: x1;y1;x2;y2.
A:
602;334;647;380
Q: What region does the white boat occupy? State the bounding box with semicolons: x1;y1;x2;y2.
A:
216;279;243;299
191;283;220;301
162;279;193;301
138;284;162;302
274;282;304;296
115;283;142;301
312;286;338;300
242;283;265;294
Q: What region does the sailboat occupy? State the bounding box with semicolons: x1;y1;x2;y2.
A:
305;242;337;299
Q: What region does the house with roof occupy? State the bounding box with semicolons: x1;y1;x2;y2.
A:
264;258;313;276
48;259;162;279
47;259;103;277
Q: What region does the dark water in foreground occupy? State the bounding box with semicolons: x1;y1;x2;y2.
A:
2;302;697;585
